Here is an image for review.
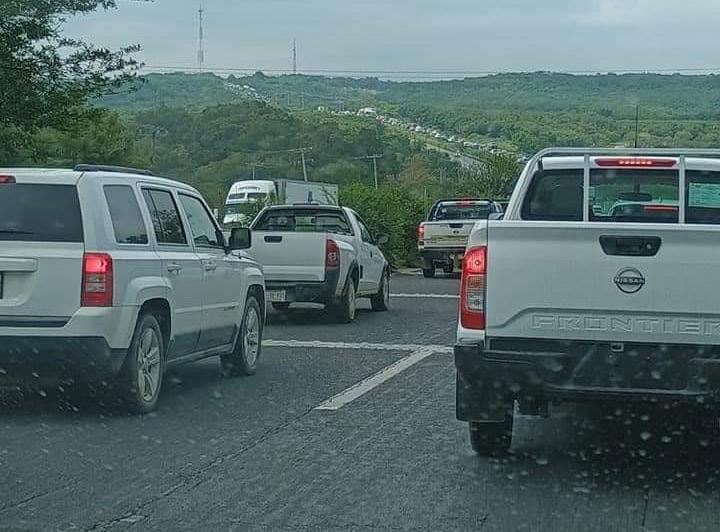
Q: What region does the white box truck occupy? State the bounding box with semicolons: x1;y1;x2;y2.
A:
222;179;339;227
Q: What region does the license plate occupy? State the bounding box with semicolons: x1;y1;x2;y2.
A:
266;290;287;303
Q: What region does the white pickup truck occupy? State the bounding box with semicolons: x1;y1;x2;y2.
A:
418;199;503;278
456;148;720;455
247;205;390;322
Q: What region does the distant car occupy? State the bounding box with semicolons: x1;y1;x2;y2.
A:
418;199;503;278
0;165;265;413
247;205;390;322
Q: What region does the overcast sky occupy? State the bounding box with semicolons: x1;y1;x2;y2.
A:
66;0;720;78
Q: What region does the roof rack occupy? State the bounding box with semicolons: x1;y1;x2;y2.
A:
74;164;154;176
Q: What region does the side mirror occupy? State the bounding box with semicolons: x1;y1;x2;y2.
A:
376;234;389;246
229;227;252;250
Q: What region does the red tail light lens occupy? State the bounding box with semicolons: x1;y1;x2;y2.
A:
326;239;339;270
0;175;16;184
417;223;425;244
460;246;486;330
81;253;113;307
643;205;678;213
595;158;677;168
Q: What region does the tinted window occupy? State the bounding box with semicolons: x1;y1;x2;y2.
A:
104;185;148;244
686;171;720;224
522;170;583;221
254;209;352;235
179;194;221;248
142;189;187;245
430;202;493;221
590;170;678;224
356;218;373;243
0;183;83;242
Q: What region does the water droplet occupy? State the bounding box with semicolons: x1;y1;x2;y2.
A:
640;432;652;441
213;390;223;399
535;456;549;465
661;436;672;444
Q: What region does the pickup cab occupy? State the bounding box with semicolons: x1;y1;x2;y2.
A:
248;205;390;322
418;199;503;278
455;148;720;455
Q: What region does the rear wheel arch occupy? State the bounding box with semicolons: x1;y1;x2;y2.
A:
138;298;172;351
348;262;360;290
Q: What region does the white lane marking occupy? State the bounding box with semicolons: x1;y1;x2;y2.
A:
391;293;459;299
315;348;436;411
264;339;452;354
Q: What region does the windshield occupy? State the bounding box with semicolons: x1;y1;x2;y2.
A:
6;2;720;531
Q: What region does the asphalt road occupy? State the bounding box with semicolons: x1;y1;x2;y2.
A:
2;273;720;531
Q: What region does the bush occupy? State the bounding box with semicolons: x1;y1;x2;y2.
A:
340;183;425;268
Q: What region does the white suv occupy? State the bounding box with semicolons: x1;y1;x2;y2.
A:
0;165;266;413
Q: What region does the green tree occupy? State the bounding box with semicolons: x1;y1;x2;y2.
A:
0;0;140;131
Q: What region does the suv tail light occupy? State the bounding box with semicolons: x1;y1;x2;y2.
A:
326;239;339;271
460;246;486;330
417;223;425;245
81;253;113;307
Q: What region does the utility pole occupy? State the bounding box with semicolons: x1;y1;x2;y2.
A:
299;147;312;181
634;104;640;148
292;38;297;75
371;155;381;189
197;5;205;71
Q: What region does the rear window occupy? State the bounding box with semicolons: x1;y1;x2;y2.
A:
0;183;83;242
523;169;681;223
430;202;493;221
253;209;353;235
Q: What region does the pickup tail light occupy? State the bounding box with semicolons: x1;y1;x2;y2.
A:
0;175;16;184
326;239;339;271
460;246;486;330
81;253;113;307
595;157;677;168
417;223;425;245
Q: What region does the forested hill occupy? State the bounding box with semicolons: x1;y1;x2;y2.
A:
101;71;720;119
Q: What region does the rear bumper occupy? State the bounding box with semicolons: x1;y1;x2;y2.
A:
455;340;720;421
266;271;340;305
0;337;127;384
419;248;466;261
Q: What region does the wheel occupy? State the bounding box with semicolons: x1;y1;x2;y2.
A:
221;296;263;377
442;262;454;274
119;313;165;415
332;277;357;323
469;417;513;456
370;270;390;312
272;302;291;312
422;267;436;278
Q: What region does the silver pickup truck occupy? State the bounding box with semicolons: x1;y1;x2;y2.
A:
456;147;720;455
418;199;503;278
247;205;390;323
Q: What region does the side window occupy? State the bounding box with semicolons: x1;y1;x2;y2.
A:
178;194;222;248
521;170;583;221
356;217;373;243
104;185;148;245
141;189;187;245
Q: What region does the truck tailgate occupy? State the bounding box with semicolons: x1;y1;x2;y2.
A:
423;221;476;248
486;221;720;345
249;232;326;282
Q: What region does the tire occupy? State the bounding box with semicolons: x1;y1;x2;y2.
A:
222;296;263;377
119;313;165;415
422;267;436;278
370;270;390;312
332;276;357;323
442;262;454;274
272;302;291;312
469;417;513;456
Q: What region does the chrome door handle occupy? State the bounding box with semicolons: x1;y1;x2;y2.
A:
167;263;182;273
